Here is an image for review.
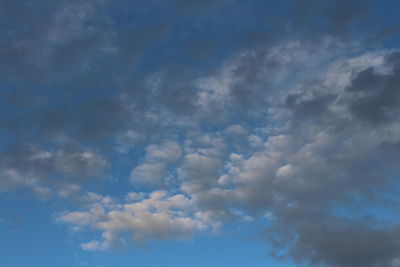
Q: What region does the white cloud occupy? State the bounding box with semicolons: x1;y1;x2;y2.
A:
58;190;214;250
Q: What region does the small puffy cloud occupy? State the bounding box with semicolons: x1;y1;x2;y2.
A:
125;192;146;202
130;162;167;186
130;140;182;186
81;240;101;251
58;184;81;198
0;169;50;198
223;124;248;136
145;140;183;164
179;153;222;193
54;150;107;178
247;135;264;149
59;203;106;227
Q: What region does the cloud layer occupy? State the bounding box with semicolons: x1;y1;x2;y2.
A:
2;1;400;267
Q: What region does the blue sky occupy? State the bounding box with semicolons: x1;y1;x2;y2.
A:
2;1;400;267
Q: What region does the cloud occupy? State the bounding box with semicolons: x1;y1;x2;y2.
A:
130;140;182;186
58;190;211;249
0;0;114;83
3;1;400;266
0;139;107;197
0;168;51;198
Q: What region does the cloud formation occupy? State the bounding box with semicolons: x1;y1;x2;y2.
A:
56;41;400;266
59;190;211;250
2;1;400;267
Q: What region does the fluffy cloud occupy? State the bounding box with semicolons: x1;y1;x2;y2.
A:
58;190;211;250
130;140;182;186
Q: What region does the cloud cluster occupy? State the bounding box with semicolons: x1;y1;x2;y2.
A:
58;190;212;250
3;1;400;266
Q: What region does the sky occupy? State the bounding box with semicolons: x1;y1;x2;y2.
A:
1;0;400;266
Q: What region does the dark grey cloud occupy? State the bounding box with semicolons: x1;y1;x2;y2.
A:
347;53;400;125
254;50;400;267
286;91;337;121
267;215;400;267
